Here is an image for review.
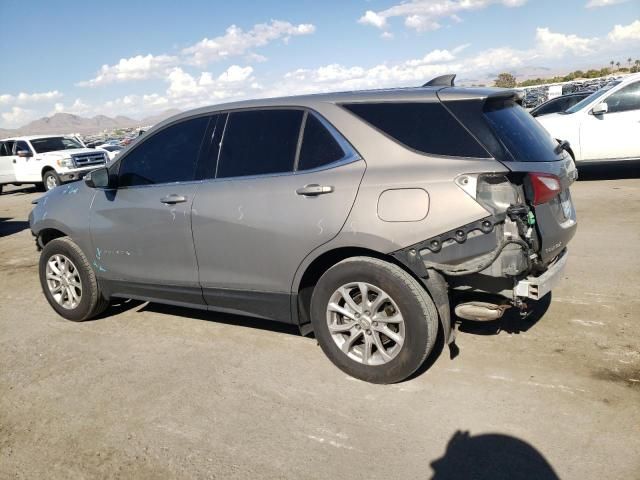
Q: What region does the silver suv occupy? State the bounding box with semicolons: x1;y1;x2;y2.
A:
29;75;577;383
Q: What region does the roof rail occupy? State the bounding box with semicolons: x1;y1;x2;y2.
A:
422;74;456;87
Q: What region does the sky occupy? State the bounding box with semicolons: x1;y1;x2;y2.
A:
0;0;638;128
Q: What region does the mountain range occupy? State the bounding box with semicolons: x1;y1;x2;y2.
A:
0;109;181;138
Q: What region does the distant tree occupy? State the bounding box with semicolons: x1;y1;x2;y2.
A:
494;72;516;88
610;60;615;72
616;61;621;70
628;57;633;68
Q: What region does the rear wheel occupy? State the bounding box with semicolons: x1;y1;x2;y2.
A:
43;170;61;191
39;237;109;321
311;257;438;384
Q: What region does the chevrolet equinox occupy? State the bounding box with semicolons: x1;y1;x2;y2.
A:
29;75;577;383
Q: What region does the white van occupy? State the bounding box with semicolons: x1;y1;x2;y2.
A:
0;135;108;193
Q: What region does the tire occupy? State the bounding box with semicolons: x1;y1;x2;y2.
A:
311;256;439;384
42;170;61;191
39;237;109;321
0;184;3;195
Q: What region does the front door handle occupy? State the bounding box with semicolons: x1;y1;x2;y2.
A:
160;194;187;204
296;184;334;196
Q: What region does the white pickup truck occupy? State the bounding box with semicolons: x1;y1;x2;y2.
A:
0;135;108;193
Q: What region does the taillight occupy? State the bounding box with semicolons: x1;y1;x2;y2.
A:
529;173;561;205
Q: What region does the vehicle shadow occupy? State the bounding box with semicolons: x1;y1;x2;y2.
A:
429;430;559;480
0;217;29;238
457;293;552;336
577;159;640;181
138;302;302;337
406;294;551;381
1;185;39;195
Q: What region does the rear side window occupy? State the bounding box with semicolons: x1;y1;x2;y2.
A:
483;100;564;162
342;102;489;158
118;115;209;187
217;109;303;178
0;142;12;156
297;114;345;170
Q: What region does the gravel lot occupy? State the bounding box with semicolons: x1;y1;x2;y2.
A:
1;162;639;480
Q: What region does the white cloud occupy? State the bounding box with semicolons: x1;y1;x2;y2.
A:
1;107;37;128
586;0;630;7
359;0;527;32
608;19;640;41
77;54;179;87
182;20;316;66
534;27;597;58
77;20;315;87
0;90;62;106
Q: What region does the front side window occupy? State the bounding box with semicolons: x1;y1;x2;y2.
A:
342;102;489;158
30;136;83;153
217;109;303;178
605;81;640;113
297;114;345;171
14;141;32;154
118;116;209;187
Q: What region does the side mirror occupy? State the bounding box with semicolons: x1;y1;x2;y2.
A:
17;150;33;158
591;102;608;115
85;167;111;189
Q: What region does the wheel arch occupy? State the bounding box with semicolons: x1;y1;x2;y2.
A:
37;227;68;249
41;165;56;177
294;246;452;343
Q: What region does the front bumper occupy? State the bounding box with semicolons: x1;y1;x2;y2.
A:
58;166;103;183
514;249;568;300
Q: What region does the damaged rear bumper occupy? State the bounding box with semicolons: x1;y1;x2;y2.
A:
514;248;567;300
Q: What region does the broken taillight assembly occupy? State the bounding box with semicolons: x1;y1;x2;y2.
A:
529;173;561;205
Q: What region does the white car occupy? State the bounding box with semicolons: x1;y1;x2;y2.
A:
0;135;108;193
536;73;640;163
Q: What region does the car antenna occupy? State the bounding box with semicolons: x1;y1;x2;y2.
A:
422;74;456;87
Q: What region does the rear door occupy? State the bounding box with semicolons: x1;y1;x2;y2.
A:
191;109;365;321
580;80;640;161
89;115;211;304
0;141;16;183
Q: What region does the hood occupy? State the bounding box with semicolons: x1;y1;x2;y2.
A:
39;148;103;159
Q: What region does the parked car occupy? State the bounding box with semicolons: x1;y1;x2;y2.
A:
29;75;577;383
530;92;592;117
96;144;124;160
537;73;640;162
0;135;108;193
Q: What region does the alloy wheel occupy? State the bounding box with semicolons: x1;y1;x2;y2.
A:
326;282;405;365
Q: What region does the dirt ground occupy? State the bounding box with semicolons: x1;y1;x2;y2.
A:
1;162;639;480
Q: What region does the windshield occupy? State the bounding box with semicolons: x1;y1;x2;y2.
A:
483;99;564;162
30;136;83;154
564;81;621;114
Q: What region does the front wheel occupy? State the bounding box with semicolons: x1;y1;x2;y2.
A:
311;257;439;384
39;237;109;321
42;170;61;191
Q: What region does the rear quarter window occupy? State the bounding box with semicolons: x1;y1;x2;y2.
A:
483;100;564;162
341;102;490;158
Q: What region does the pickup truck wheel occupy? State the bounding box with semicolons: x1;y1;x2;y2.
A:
43;170;61;191
39;237;109;321
311;256;438;384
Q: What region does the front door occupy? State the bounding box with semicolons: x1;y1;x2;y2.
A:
89;115;211;305
580;80;640;161
192;109;365;321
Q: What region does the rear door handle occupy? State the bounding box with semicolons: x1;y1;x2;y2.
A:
296;184;334;196
160;194;187;204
